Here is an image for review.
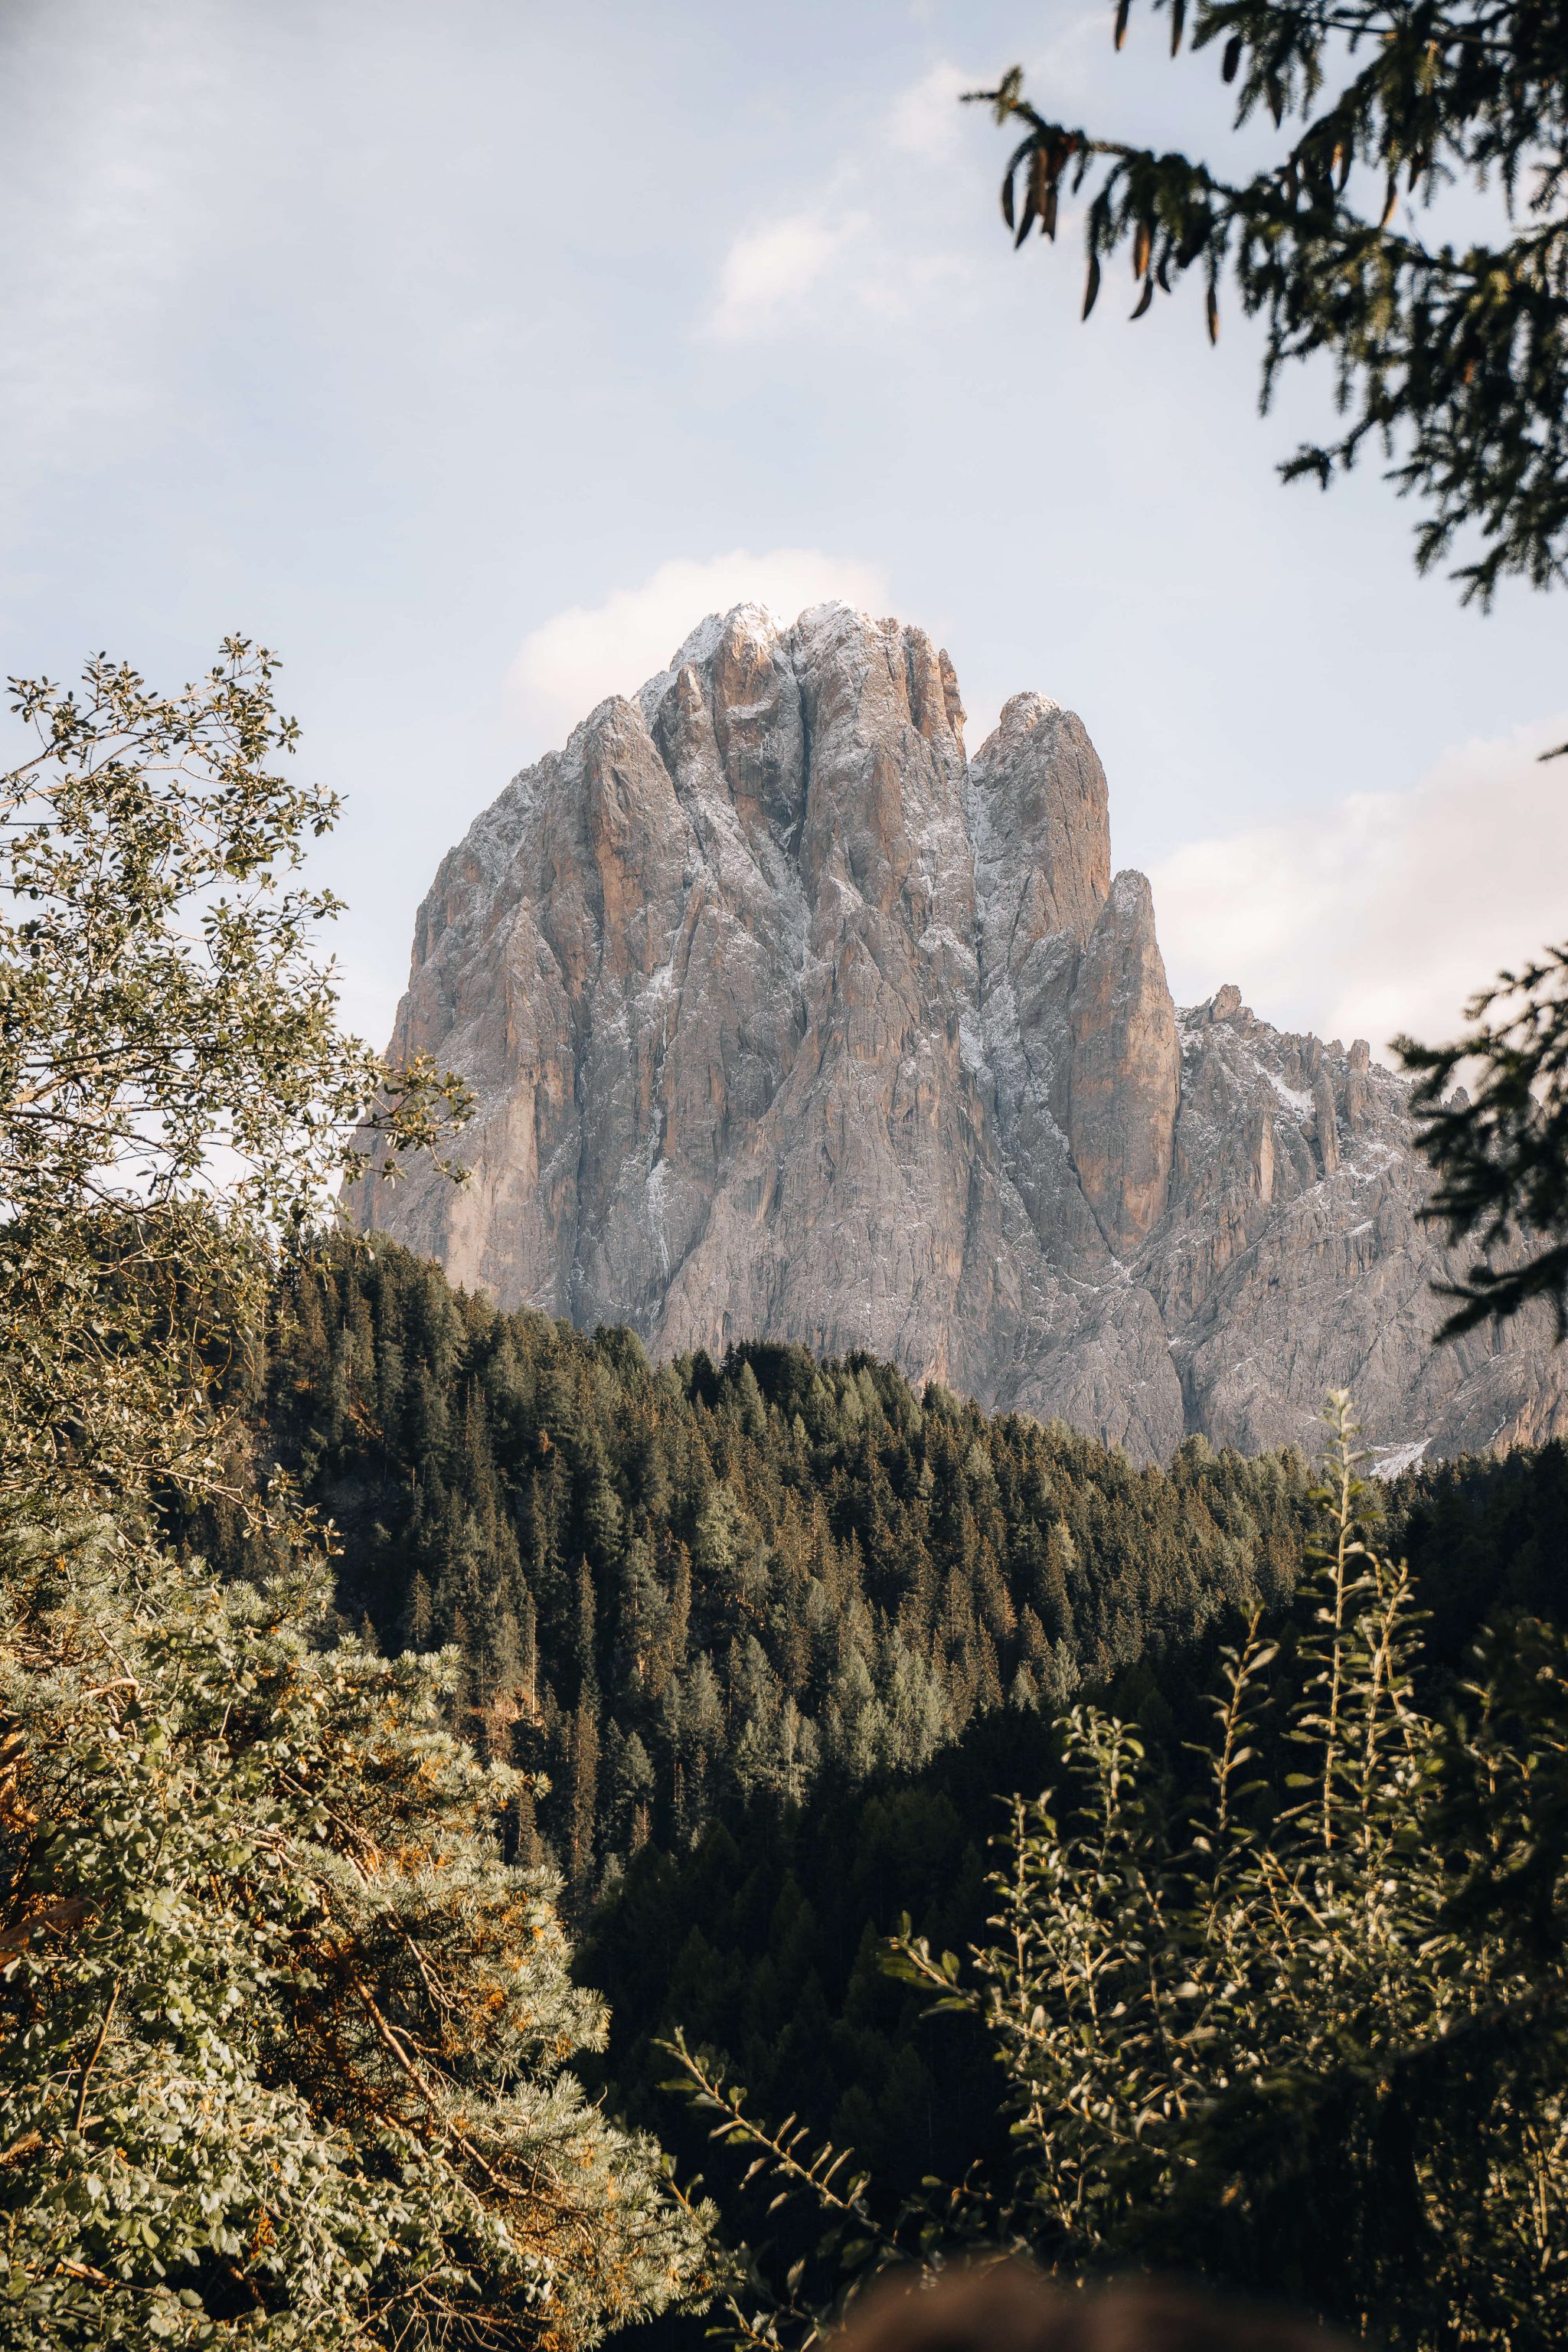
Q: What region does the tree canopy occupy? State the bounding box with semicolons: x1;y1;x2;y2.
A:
201;1234;1315;1902
0;1516;710;2349
0;640;469;1511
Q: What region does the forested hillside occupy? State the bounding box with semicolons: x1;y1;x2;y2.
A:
205;1236;1319;1898
188;1232;1568;2307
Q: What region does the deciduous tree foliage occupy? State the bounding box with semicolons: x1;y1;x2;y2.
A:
0;1518;710;2347
0;645;712;2346
0;641;469;1508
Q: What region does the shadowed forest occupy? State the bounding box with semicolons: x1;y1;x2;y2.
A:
187;1240;1568;2300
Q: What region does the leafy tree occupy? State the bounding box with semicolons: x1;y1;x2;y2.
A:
0;639;469;1508
0;644;713;2344
671;1399;1568;2350
969;0;1568;605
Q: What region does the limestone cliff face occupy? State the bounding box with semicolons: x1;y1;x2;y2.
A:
353;602;1568;1464
1069;874;1180;1258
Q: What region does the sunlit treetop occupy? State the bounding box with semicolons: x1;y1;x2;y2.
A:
0;637;467;1233
0;639;472;1506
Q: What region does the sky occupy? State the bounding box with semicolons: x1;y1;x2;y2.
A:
2;0;1563;1065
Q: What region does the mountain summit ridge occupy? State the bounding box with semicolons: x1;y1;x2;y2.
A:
353;600;1565;1461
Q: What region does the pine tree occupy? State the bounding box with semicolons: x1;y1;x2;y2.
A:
671;1397;1568;2350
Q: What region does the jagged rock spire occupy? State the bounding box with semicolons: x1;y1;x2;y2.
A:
353;603;1567;1462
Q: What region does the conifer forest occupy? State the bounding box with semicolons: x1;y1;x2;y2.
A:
194;1240;1568;2346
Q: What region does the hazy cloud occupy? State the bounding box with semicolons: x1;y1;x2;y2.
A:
507;548;892;751
707;213;866;340
887;61;974;157
702;57;988;341
1149;715;1568;1059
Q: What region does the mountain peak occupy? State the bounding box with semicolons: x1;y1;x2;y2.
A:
354;610;1566;1462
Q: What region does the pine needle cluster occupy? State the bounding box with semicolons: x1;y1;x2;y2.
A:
970;1;1568;604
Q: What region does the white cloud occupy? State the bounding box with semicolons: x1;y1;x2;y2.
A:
1149;715;1568;1060
707;212;865;341
702;56;991;342
506;547;892;750
887;61;973;158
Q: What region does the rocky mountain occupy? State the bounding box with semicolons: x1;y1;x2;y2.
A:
351;603;1567;1463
